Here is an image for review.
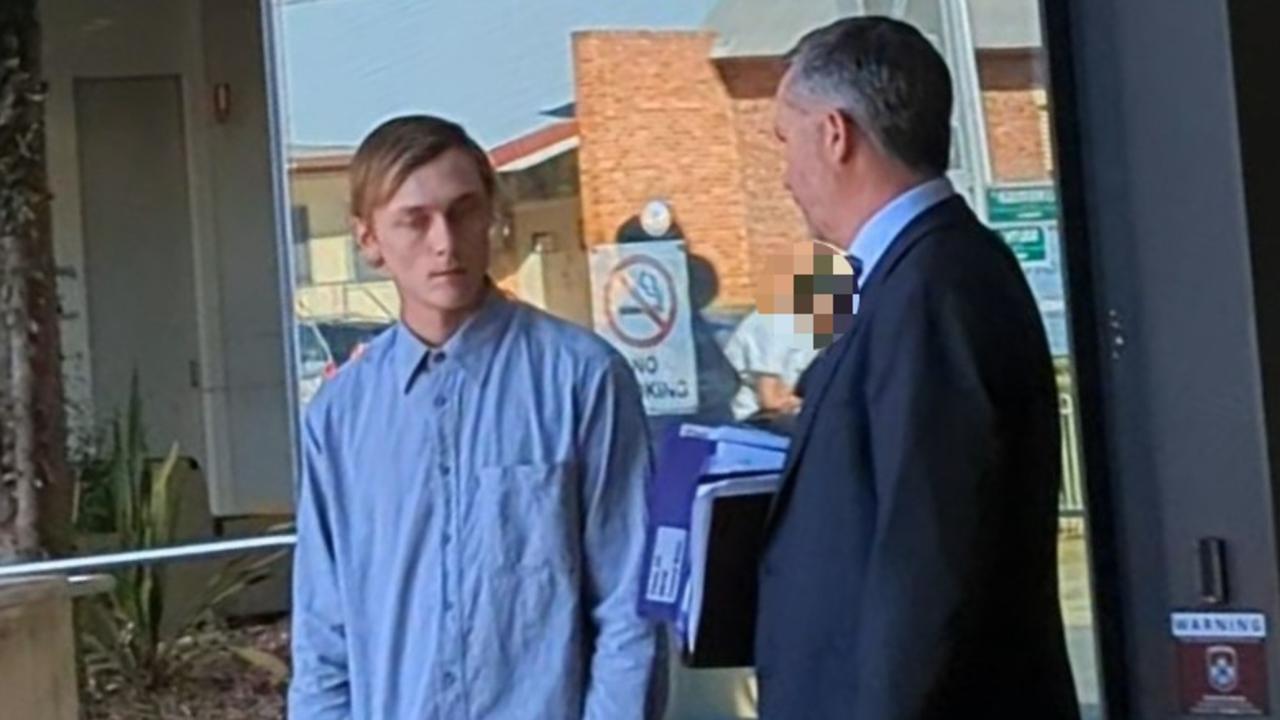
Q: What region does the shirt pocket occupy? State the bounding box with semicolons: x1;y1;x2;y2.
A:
475;461;578;571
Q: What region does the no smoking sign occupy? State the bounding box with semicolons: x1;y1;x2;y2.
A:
604;255;678;349
590;241;699;416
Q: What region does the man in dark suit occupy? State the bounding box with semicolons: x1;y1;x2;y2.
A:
755;17;1080;719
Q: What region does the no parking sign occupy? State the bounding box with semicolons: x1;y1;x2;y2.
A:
590;241;699;416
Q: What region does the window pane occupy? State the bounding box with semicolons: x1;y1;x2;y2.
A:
269;1;1101;717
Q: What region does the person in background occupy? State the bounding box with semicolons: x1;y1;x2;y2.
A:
723;308;819;422
289;115;662;719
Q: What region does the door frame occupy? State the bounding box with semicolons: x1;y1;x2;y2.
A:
1043;1;1280;716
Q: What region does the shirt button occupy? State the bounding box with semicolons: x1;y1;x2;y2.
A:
443;531;452;546
434;352;447;364
439;464;451;477
434;395;447;408
443;671;456;688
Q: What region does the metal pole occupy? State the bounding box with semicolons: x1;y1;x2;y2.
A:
0;534;296;579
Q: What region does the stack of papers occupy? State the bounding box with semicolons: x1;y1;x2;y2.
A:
639;423;788;668
681;473;782;660
683;425;788;478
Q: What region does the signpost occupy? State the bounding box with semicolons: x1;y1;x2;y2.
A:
986;184;1069;357
996;225;1049;264
987;185;1058;223
1173;611;1270;715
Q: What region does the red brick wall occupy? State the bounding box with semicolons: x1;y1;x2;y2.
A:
718;57;810;305
979;49;1053;182
574;32;754;305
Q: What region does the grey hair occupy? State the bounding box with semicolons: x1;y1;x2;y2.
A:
784;16;953;176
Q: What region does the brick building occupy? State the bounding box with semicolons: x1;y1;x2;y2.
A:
573;16;1052;307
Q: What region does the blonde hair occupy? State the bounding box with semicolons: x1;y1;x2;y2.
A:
348;115;496;222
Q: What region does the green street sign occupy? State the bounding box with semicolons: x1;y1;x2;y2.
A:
987;185;1058;223
998;225;1048;263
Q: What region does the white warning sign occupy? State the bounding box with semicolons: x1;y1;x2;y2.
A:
590;241;699;416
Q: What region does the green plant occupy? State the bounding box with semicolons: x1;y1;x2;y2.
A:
69;424;115;537
75;376;285;699
229;645;291;686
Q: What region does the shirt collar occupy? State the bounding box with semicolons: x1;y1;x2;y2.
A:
849;176;955;286
392;285;515;393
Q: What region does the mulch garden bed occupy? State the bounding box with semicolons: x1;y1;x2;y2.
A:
81;616;290;720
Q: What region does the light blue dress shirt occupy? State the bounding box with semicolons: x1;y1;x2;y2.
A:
289;289;661;719
849;176;956;289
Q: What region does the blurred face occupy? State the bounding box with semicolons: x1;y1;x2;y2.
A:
774;69;856;246
354;148;493;317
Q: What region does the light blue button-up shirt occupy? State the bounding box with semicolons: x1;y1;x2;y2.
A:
849;176;956;289
289;289;661;719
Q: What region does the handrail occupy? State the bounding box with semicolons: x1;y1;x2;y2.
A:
0;534;297;580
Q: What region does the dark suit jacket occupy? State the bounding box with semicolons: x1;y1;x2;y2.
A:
755;196;1080;719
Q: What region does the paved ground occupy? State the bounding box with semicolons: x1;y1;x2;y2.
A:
1060;528;1103;717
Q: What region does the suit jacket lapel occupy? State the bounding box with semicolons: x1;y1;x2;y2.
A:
858;195;968;298
763;320;862;536
762;196;971;540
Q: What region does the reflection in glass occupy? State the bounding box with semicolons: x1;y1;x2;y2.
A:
271;1;1101;717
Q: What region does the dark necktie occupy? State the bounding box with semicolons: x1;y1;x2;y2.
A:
847;255;865;317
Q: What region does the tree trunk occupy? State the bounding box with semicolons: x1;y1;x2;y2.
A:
0;0;72;563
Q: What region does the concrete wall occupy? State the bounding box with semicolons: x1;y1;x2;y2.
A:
511;197;591;327
0;579;78;720
42;0;208;443
199;0;295;515
42;0;295;515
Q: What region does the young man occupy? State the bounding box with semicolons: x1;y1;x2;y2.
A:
289;115;661;719
755;17;1079;719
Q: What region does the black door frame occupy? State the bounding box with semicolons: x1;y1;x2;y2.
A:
1043;1;1280;717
